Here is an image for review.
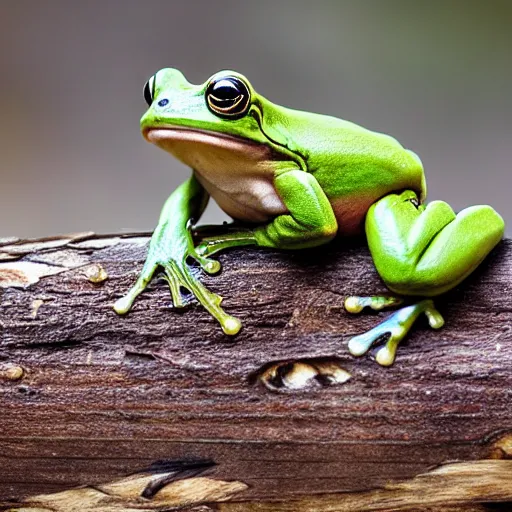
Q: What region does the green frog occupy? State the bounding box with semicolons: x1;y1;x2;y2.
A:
114;68;504;366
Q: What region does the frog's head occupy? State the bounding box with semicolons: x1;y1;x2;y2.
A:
140;68;296;174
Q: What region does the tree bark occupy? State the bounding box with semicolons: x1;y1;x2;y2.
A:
0;233;510;511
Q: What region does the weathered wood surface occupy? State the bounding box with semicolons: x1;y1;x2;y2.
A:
0;233;510;510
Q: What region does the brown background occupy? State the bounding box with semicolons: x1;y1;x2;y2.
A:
0;0;510;238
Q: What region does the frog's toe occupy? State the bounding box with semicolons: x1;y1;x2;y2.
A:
221;316;243;336
113;294;136;315
162;267;185;308
187;221;222;272
189;250;222;274
163;260;242;336
194;240;219;259
345;295;403;314
347;299;444;366
347;327;388;358
113;260;158;315
202;258;222;274
194;230;256;259
347;329;400;367
347;319;406;367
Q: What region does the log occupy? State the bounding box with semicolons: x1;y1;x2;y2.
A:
0;232;511;511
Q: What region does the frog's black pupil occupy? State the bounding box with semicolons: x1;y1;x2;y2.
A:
143;80;153;106
211;79;240;100
158;99;169;107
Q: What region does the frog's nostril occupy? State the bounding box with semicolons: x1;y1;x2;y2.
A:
158;99;169;107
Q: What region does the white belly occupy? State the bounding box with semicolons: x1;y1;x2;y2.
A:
195;171;286;222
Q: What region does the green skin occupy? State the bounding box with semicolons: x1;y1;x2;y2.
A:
114;68;505;366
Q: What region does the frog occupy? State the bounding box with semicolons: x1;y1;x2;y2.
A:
114;68;505;366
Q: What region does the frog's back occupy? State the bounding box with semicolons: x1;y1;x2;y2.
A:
285;108;425;234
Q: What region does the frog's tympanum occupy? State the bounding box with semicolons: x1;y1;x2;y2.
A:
114;69;505;366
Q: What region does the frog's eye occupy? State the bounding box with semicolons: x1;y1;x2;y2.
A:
206;76;250;119
143;75;155;106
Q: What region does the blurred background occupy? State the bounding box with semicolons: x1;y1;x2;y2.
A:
0;0;510;238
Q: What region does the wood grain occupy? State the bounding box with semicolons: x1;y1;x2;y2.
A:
0;234;510;509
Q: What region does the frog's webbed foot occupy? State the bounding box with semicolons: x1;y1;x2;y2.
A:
113;221;241;336
346;299;444;366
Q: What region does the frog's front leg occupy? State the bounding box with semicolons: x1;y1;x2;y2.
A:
196;169;338;257
347;190;505;366
113;175;242;335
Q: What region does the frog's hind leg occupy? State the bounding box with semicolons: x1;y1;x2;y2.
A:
347;299;444;366
346;190;504;366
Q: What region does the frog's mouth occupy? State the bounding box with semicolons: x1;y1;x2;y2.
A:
143;126;275;165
